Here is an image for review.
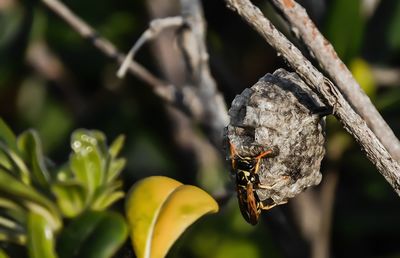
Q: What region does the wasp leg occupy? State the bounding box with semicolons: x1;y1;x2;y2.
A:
229;141;237;158
256;184;273;190
255;176;290;189
259;200;288;211
229;141;238;169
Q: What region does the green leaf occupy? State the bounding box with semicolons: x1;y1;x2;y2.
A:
27;212;57;258
0;213;25;252
54;164;73;182
51;182;86;218
0;216;23;232
57;211;103;258
109;135;125;159
76;212;127;258
106;158;126;183
0;197;27;224
17;130;50;186
387;1;400;49
0;118;17;152
0;143;30;185
92;190;124;211
57;211;128;258
91;181;124;210
0;248;10;258
70;130;105;195
106;135;126;183
0;230;26;245
0;168;61;230
324;0;364;62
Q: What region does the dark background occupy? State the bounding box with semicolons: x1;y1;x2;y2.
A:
1;0;400;257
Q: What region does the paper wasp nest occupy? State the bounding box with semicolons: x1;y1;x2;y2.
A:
226;69;326;205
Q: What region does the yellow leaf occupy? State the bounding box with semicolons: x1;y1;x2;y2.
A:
150;185;219;258
125;176;182;258
125;176;219;258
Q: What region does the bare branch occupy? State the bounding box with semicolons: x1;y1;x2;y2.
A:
41;0;228;147
313;170;338;258
225;0;400;196
117;16;184;78
145;0;186;86
292;170;339;258
361;0;381;17
269;0;400;161
177;0;229;143
41;0;169;93
371;66;400;87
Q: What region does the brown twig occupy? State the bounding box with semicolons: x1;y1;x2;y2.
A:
117;16;184;78
120;0;229;144
177;0;229;144
291;170;339;258
142;0;228;194
40;0;170;95
225;0;400;196
371;66;400;87
148;0;230;143
144;0;186;86
313;170;338;258
42;0;228;145
269;0;400;161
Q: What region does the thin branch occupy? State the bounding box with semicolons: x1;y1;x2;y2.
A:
291;170;338;258
117;16;184;78
313;170;338;258
142;0;228;194
371;66;400;87
225;0;400;196
41;0;228;148
145;0;186;86
177;0;229;144
269;0;400;161
361;0;381;17
41;0;177;102
40;0;218;132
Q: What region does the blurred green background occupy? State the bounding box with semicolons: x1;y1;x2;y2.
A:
1;0;400;257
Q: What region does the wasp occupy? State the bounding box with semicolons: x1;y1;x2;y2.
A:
229;142;283;225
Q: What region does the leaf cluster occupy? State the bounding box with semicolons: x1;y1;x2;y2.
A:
0;118;127;258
